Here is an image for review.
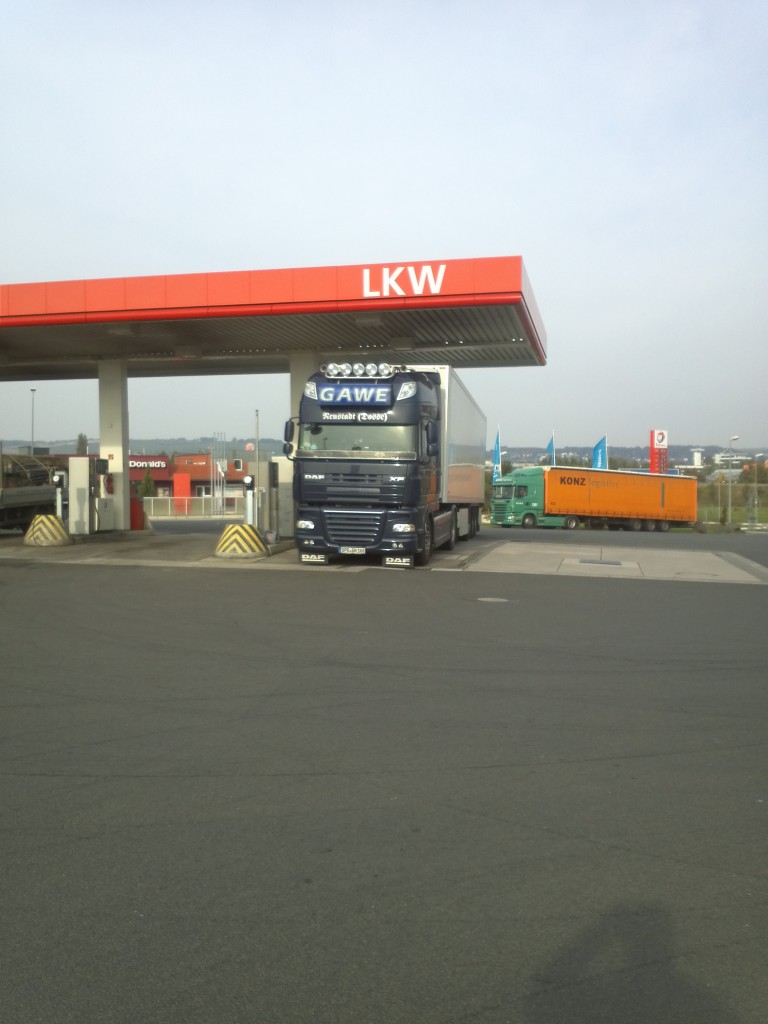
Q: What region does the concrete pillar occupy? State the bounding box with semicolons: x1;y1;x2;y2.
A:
98;360;130;531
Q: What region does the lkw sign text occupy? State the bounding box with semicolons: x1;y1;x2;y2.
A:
362;264;446;298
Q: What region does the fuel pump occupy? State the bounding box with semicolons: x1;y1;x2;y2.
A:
66;457;114;534
67;456;95;535
93;458;115;531
243;474;255;526
52;470;68;520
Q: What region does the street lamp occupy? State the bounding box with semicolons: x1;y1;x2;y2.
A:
30;388;36;455
254;409;260;529
727;435;739;524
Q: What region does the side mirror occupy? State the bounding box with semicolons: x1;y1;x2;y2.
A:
282;442;293;457
284;420;295;444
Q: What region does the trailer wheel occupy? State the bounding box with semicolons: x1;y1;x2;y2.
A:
415;517;433;566
657;520;670;532
627;519;643;531
643;520;656;531
563;516;578;530
521;513;536;529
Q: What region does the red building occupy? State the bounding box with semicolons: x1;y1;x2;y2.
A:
129;453;249;501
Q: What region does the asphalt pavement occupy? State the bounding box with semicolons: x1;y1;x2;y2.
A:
2;519;768;584
2;526;767;1022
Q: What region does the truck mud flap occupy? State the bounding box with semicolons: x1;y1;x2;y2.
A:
383;555;414;568
300;552;329;564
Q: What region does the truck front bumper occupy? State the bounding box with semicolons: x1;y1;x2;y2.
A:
295;507;423;558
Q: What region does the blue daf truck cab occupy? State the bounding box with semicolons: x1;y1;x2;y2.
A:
283;362;486;567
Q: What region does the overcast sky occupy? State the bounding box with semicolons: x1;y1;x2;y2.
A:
1;0;766;453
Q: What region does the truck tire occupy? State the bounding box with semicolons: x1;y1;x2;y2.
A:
657;520;670;532
415;517;433;566
563;516;578;530
643;520;656;531
627;519;643;531
521;513;536;529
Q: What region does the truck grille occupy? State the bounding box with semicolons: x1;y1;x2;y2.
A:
324;509;384;546
303;471;404;505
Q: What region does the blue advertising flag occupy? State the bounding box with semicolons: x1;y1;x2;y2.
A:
492;428;501;483
592;435;608;470
545;433;556;466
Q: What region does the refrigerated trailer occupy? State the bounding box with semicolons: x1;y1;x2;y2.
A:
491;466;697;531
284;363;487;566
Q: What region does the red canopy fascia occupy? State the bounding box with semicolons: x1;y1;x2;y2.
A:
0;254;538;333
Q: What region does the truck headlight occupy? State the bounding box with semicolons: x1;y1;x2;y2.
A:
392;523;416;533
296;519;316;530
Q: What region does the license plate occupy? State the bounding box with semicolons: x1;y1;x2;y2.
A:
340;546;366;555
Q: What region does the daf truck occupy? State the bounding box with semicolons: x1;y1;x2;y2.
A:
491;465;697;531
284;362;486;566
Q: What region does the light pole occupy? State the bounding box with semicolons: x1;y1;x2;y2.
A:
30;388;36;455
727;434;739;524
254;409;260;529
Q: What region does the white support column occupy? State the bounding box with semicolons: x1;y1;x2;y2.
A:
98;360;130;531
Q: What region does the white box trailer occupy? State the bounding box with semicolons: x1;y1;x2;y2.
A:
413;365;487;506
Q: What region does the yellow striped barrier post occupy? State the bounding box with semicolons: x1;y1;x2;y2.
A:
215;523;269;559
23;515;73;547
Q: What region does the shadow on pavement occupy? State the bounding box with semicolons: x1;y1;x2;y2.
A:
524;903;741;1023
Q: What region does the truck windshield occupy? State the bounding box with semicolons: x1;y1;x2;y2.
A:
298;423;418;459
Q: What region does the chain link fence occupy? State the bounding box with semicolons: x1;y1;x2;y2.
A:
698;482;768;526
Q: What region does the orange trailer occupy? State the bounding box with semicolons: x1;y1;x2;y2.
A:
491;466;697;531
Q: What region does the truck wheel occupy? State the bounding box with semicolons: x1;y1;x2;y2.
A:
415;517;433;566
643;520;656;531
657;520;670;532
563;516;578;530
521;514;536;529
627;519;643;531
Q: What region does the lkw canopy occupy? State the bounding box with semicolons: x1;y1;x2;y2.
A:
0;256;546;381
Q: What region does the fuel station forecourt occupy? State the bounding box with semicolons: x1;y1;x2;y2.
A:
0;255;546;538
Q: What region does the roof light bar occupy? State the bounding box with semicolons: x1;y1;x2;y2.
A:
323;362;394;379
